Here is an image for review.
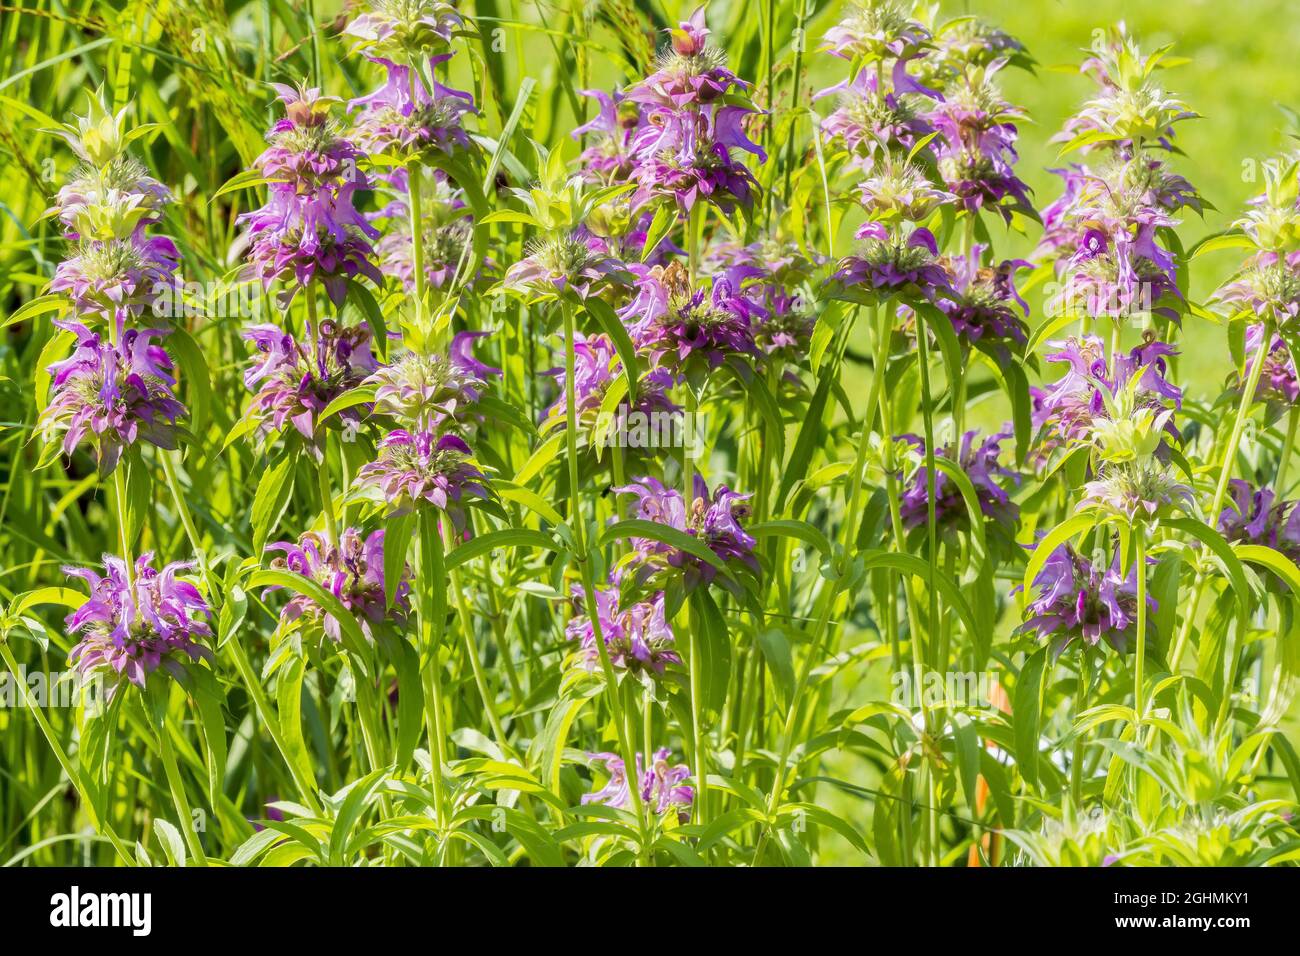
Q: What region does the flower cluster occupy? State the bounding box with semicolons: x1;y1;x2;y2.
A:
349;54;475;160
583;748;694;822
266;528;411;642
937;244;1031;360
613;475;758;593
1217;480;1300;563
65;554;213;694
370;169;483;292
367;330;499;429
239;84;381;306
354;430;489;523
565;586;680;677
899;430;1019;531
833;224;952;302
1021;544;1153;657
40;322;185;475
242;319;379;453
543;332;677;429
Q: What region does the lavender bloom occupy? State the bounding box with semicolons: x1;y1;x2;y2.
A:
65;553;213;693
1214;250;1300;327
1033;334;1181;448
502;232;630;301
543;332;677;426
242;320;378;452
342;0;463;60
583;748;694;822
354;430;489;523
239;84;381;306
1079;462;1193;522
566;587;680;676
1238;323;1299;406
816;66;937;157
613;475;758;592
350;54;475;159
40;322;185;474
833;223;953;302
705;238;820;362
937;244;1031;359
623;8;765;215
823;1;931;61
926;62;1033;222
898;430;1019;531
49;155;170;238
366;331;499;428
50;231;179;329
266;528;410;642
572;89;637;184
619;261;759;372
854;152;954;222
1020;543;1153;657
1218;480;1300;563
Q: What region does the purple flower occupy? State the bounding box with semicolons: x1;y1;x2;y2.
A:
544;332;677;426
50;231;180;329
342;0;463;60
367;331;499;429
50;155;171;239
502;232;629;300
898;430;1019;531
242;320;378;452
705;238;820;363
833;223;953;302
65;553;213;694
583;748;694;822
937;244;1031;358
613;475;758;592
1020;543;1154;657
349;54;475;159
40;322;185;474
816;66;937;157
1214;250;1300;327
565;586;680;676
823;2;931;61
1033;334;1181;450
622;8;766;215
572;89;637;183
370;169;483;291
266;528;410;642
238;84;381;306
1240;323;1300;406
619;261;759;372
926;63;1034;222
355;430;489;523
1217;480;1300;563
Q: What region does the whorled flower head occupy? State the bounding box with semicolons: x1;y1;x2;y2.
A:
854;152;954;222
1020;543;1153;657
572;89;639;184
1079;460;1193;522
619;261;759;372
565;586;680;677
833;223;953;302
544;332;677;426
239;84;381;305
925;16;1030;78
1033;334;1181;450
65;553;213;693
266;528;411;642
242;320;378;451
823;0;931;61
926;62;1033;222
1237;323;1299;407
816;65;937;157
705;238;820;363
354;429;489;523
350;54;475;159
40;321;185;475
49;155;171;240
366;331;499;428
898;429;1019;531
583;748;694;822
50;232;179;328
613;475;758;592
1214;250;1300;328
622;8;766;215
502;231;630;300
1218;480;1300;564
937;244;1031;359
342;0;463;60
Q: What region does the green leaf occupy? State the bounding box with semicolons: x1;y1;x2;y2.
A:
250;445;299;558
1013;646;1047;792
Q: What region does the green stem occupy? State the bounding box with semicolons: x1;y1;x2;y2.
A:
1134;524;1148;721
418;509;449;831
152;707;207;866
408;164;427;337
